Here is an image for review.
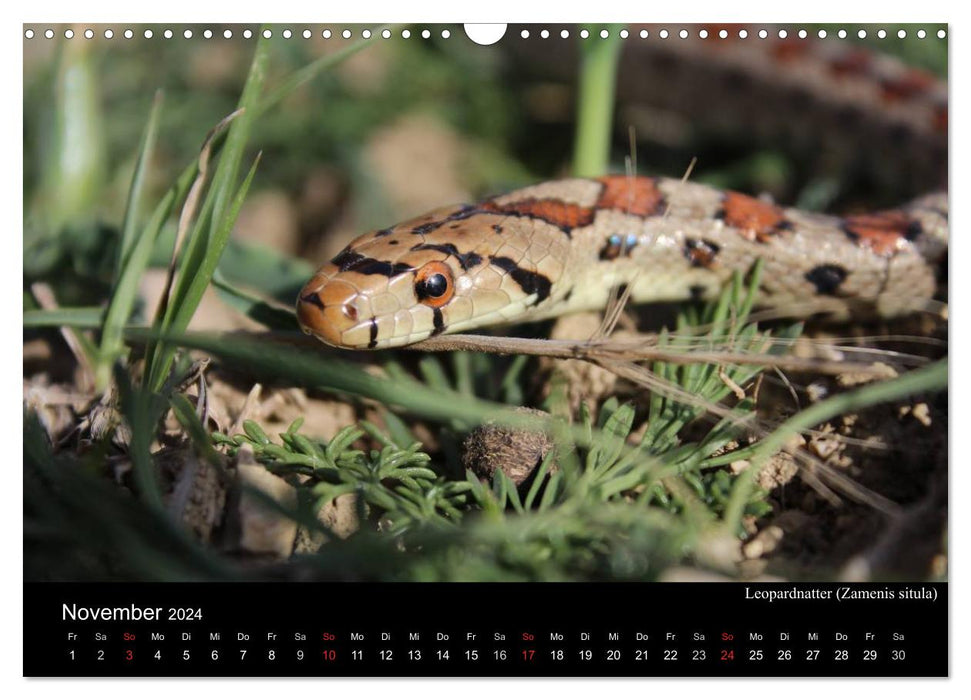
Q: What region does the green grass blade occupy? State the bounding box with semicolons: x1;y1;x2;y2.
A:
211;270;300;332
24;307;104;328
143;330;524;429
572;24;624;177
117;91;164;276
96;95;169;389
147;36;270;390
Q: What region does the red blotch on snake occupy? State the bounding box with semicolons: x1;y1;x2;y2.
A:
718;192;790;243
595;175;666;217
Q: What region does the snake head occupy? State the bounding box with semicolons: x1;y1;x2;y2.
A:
296;206;481;349
296;251;458;350
297;203;567;349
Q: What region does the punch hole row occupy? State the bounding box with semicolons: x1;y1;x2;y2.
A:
21;27;451;41
519;27;945;41
23;26;947;42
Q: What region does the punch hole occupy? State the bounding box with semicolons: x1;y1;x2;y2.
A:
540;29;549;39
323;29;332;39
938;29;946;39
560;29;570;39
659;29;669;39
917;29;927;39
303;29;311;39
600;29;608;39
639;29;648;39
798;29;807;39
817;29;827;38
521;29;530;39
718;29;727;39
778;29;788;39
203;29;212;39
183;29;192;39
84;29;93;39
124;29;133;39
24;29;33;39
738;29;747;39
758;29;767;39
224;29;233;39
877;29;887;39
619;29;628;38
164;29;173;39
104;29;113;39
65;29;74;39
243;29;253;39
382;29;391;39
343;29;352;39
401;29;411;38
283;29;292;39
464;24;507;45
679;29;689;39
363;29;372;39
837;29;847;38
441;29;450;39
898;29;907;38
579;29;589;39
262;29;272;39
44;29;54;39
857;29;867;39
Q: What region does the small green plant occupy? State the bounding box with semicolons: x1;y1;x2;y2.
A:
213;419;472;535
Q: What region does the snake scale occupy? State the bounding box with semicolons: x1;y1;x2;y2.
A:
296;37;948;351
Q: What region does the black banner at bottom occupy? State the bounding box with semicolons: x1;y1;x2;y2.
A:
24;581;947;677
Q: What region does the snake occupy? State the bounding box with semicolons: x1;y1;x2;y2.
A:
296;34;948;350
296;176;947;350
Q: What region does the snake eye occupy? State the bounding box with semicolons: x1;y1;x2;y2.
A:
414;261;454;308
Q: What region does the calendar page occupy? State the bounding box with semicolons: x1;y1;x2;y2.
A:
22;19;948;678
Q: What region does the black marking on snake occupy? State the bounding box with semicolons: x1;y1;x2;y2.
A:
805;264;848;296
689;284;707;302
903;219;924;241
388;239;399;245
492;224;503;234
410;242;483;271
600;233;640;261
356;259;414;277
332;249;413;277
431;308;446;336
489;256;552;305
331;248;366;271
375;227;395;238
410;205;480;235
683;238;721;268
368;318;379;349
299;292;325;309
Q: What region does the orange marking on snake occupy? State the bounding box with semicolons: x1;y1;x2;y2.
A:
719;192;790;242
595;176;666;217
829;49;872;79
843;211;920;256
770;40;812;64
880;69;937;103
481;198;595;231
